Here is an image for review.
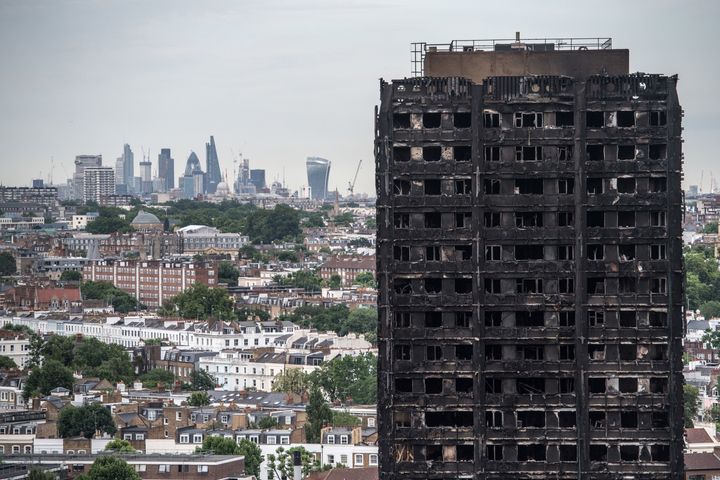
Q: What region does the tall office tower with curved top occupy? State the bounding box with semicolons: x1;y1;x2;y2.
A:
205;135;221;194
306;156;331;200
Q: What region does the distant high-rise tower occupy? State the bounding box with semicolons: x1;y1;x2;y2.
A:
73;154;102;200
180;152;203;199
306;157;331;200
205;136;221;194
115;157;124;186
83;167;114;203
250;169;266;190
158;148;175;191
122;144;134;189
139;158;152;194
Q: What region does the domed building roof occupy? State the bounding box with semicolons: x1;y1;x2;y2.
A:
215;181;230;197
131;210;162;225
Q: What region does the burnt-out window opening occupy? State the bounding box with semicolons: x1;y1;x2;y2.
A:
517;377;545;394
587;144;605;161
455;311;472;328
619;344;636;360
516;146;543;162
559;445;577;461
455;212;472;228
651;211;667;226
619;244;636;261
558;178;574;194
426;411;474;428
517;411;545;428
558;245;574;260
423;146;442;161
586;111;604;128
619;311;637;327
649;311;667;327
651;412;668;428
484;212;501;227
485;279;501;294
588;344;605;360
456;444;473;462
394;411;411;428
426;246;440;261
620;445;639;461
652;444;670;461
427;345;443;361
454;146;472;162
518;345;544;361
456;377;473;393
649;144;667;160
394;344;411;360
485;146;500;162
617;111;635;127
485;378;502;393
588;244;604;260
559;278;574;293
651;244;667;260
517;444;546;461
651;277;667;294
621;411;638;428
618;145;636;160
650;110;667;126
556;111;574;127
559;145;574;161
558;411;576;428
455;245;472;260
393;113;411;129
394;312;411;328
617;177;636;193
454;112;472;129
589;444;608;462
514;112;543;128
425;311;442;328
425;377;443;394
559;311;575;327
393;245;409;261
588;378;606;394
486;411;502;428
424;278;442;294
485;245;501;261
650;177;667;192
559;378;575;393
425;445;442;461
484;111;500;128
423;112;441;128
587;277;606;294
587;211;604;227
485;311;501;327
588;310;605;326
455;179;471;195
619;377;638;393
587;178;604;194
618;211;636;228
394;213;409;228
455;344;473;360
558;211;574;226
424;212;441;228
393;278;412;294
393;179;411;195
619;277;636;293
515;212;543;228
516;310;544;327
455;278;472;294
650;378;668;394
515;178;544;194
487;445;503;461
484;179;500;194
395;378;412;393
517;278;543;294
424;179;441;195
393;146;410;162
485;345;502;360
589;411;606;428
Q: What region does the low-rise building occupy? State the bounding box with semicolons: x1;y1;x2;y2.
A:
177;225;248;258
319;256;375;286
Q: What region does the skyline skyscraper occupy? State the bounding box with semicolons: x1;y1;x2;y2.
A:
73;154;102;200
83;166;114;203
306;156;331;200
158;148;174;191
180;151;203;198
205;135;221;194
122;143;134;189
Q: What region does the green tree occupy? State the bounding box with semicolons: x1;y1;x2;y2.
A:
189;369;216;390
349;238;372;248
332;411;361;427
327;274;342;289
312;353;377;404
701;301;720;320
23;359;74;400
188;391;211;406
277;250;298;262
303;212;325;228
245;204;301;243
0;251;16;276
27;469;57;480
305;387;332;443
332;212;354;226
256;416;279;429
0;355;16;369
104;439;136;453
58;403;117;439
236;307;270;322
684;384;700;428
85;215;132;234
702;222;719;234
139;368;175;388
158;283;234;320
76;456;140;480
354;271;376;288
272;369;310;395
266;446;320;480
218;261;240;286
60;270;82;282
273;270;323;293
684;245;720;310
195;437;262;477
81;281;140;313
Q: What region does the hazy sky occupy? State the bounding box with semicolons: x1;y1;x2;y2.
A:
0;0;717;195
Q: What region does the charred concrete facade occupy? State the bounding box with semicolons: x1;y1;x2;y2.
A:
376;41;683;479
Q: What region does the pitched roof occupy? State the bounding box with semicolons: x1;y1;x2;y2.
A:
686;427;715;444
685;452;720;470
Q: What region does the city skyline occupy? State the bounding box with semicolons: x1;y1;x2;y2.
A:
1;1;718;195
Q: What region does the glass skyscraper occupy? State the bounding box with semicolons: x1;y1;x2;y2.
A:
306;157;331;200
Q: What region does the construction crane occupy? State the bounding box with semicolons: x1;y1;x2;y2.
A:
347;159;363;197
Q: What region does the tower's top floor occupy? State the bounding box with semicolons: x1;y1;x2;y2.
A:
412;34;629;81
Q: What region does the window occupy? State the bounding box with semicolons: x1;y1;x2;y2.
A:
327;454;335;464
340;435;349;445
484;279;501;294
558;211;574;227
393;113;410;129
616;177;636;193
558;145;573;161
559;311;575;327
354;454;364;466
587;211;604;227
484;179;500;194
423;146;442;161
651;244;667;260
427;345;443;361
280;436;290;444
394;278;412;294
588;277;605;294
515;178;544;194
616;111;635;127
180;434;189;443
557;245;574;260
518;345;543;361
454;146;472;161
514;112;543;127
159;464;171;473
618;244;635;261
394;345;411;360
559;278;574;294
393;146;410;162
485;311;501;327
426;246;440;261
455;311;472;328
394;312;410;328
587;244;603;260
393;245;409;261
560;345;575;360
650;177;667;192
618;211;636;227
424;278;442;293
515;212;543;228
193;434;203;443
485;146;500;162
369;454;378;465
651;278;667;294
651;211;667;226
485;345;502;360
487;444;503;460
486;411;502;427
197;465;209;473
515;244;543;260
455;277;472;294
515;146;543;162
135;465;147;472
393;179;410;195
587;144;604;161
424;212;441;228
588;310;604;326
454;112;471;128
395;378;412;392
455;179;471;195
618;145;636;160
484;212;500;227
556;111;574;126
266;435;277;445
516;278;543;294
558;179;574;194
586;111;604;128
587;178;603;194
619;311;637;327
423;179;441;195
650;111;667;126
649;144;667;160
425;311;442;328
559;378;575;393
423;112;441;128
394;213;409;228
455;212;471;228
368;417;376;427
425;377;443;394
485;245;501;261
484;111;500;128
